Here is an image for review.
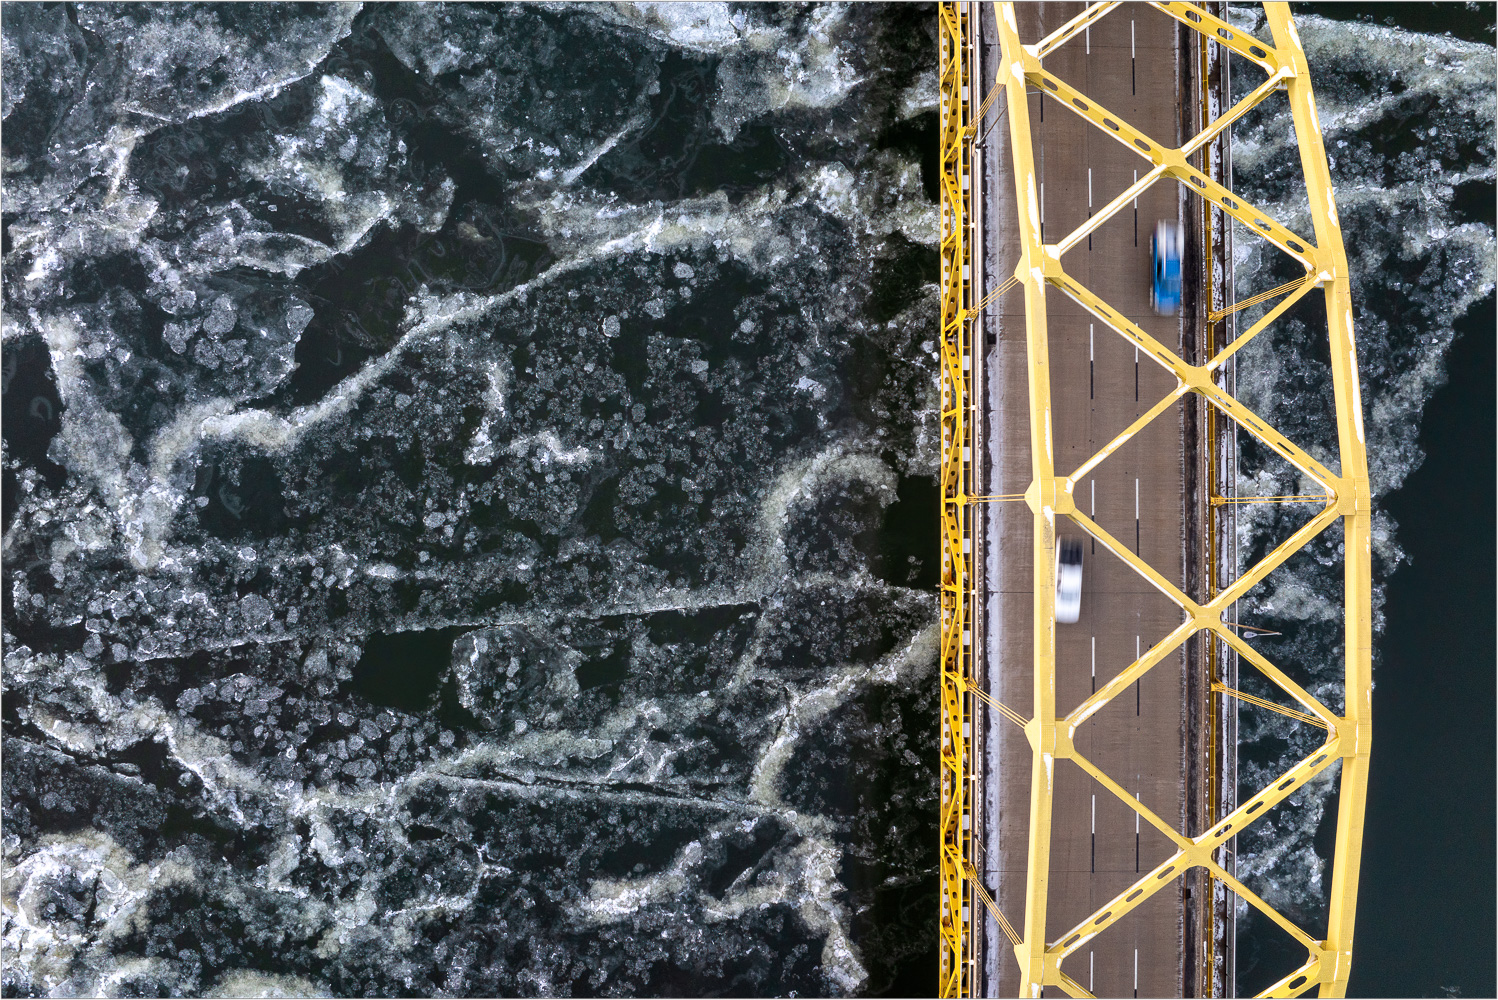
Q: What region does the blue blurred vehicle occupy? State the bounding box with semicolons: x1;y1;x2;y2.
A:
1150;220;1183;315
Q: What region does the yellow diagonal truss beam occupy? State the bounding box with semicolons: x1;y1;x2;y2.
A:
1049;734;1342;963
1207;273;1319;371
1023;62;1319;267
1035;2;1121;58
1149;1;1281;74
974;3;1372;998
1047;268;1342;497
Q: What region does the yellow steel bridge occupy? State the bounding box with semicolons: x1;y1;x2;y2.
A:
938;3;1371;996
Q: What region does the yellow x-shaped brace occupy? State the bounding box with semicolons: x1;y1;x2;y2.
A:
1014;247;1371;520
1007;20;1330;277
1031;732;1344;981
1003;506;1361;996
1016;482;1346;732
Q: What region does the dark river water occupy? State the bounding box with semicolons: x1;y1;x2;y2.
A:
0;3;1491;997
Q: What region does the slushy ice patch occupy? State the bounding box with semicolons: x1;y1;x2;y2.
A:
1;3;942;996
1224;8;1494;940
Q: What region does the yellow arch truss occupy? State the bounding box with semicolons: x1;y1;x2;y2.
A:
938;3;1372;997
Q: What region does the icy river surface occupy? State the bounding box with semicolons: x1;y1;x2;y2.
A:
2;4;943;996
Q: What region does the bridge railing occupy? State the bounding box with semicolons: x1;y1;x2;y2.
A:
937;2;979;996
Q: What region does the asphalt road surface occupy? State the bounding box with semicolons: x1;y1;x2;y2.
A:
978;4;1194;996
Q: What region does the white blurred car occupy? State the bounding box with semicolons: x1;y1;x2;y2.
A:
1055;538;1083;624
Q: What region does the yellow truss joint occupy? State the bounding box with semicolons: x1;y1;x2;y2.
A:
1191;602;1223;632
1011;941;1079;997
1319;940;1353;982
1343;475;1372;516
1039;244;1065;278
1024;477;1075;515
1022;714;1073;760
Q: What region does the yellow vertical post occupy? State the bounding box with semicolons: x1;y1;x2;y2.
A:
1262;7;1371;996
993;5;1059;996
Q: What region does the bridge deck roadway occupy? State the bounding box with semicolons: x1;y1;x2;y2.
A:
977;4;1199;996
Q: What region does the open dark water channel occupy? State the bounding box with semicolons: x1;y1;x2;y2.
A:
1319;16;1497;998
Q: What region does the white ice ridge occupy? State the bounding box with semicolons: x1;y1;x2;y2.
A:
580;839;701;921
462;361;511;465
898;69;939;122
4;830;194;995
141;207;693;467
566;603;935;992
577;2;750;52
505;430;597;467
17;104;931;570
33;219;585;569
2;820;335;997
576;822;870;995
567;607;934;991
747;619;937;809
527;155;937;259
557;113;649;187
114;4;362;128
746;440;899;577
575;2;864;127
5;430;932;991
0;0;358;231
